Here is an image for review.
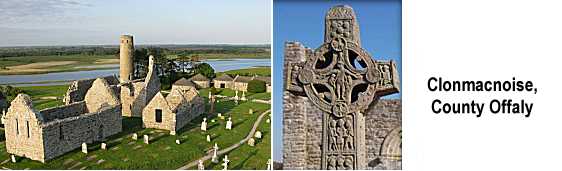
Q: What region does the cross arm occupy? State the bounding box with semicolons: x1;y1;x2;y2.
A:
375;60;400;97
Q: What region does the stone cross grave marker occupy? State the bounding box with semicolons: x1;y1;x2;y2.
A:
285;5;400;170
222;155;230;170
212;143;219;163
225;117;232;130
144;135;149;144
198;160;205;170
201;118;207;131
267;159;272;170
81;143;88;154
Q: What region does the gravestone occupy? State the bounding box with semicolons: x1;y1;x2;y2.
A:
241;91;247;101
201;118;207;131
209;95;216;114
10;155;16;163
132;133;138;140
176;139;181;144
170;131;176;135
234;90;239;100
207;135;211;142
225;117;233;130
247;138;255;147
212;143;219;163
267;159;272;170
222;155;230;170
283;5;400;170
211;119;216;123
81;143;88;154
254;131;262;139
198;160;205;170
266;118;270;123
218;113;222;117
209;91;212;99
144;135;149;144
249;108;253;115
101;143;107;150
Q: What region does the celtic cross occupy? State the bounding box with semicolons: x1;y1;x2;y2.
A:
286;5;400;170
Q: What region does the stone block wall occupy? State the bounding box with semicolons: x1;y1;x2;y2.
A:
62;76;119;105
365;99;402;170
142;93;176;132
3;95;46;162
40;102;86;122
192;81;210;89
213;80;233;89
41;105;122;162
121;82;147;117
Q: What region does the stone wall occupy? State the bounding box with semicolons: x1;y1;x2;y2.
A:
121;81;147;117
142;89;205;134
213;80;232;89
41;102;86;122
192;80;210;89
41;105;122;162
142;93;176;132
365;99;402;170
63;75;119;105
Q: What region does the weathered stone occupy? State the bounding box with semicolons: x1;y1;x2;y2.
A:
96;159;105;164
225;117;232;130
132;133;138;140
2;78;122;163
249;109;253;115
176;139;181;144
247;138;255;147
282;5;401;170
10;155;16;163
266;118;270;123
101;143;107;150
201;118;207;131
121;55;161;117
82;143;88;154
143;135;149;144
254;131;262;139
222;155;230;170
206;135;211;142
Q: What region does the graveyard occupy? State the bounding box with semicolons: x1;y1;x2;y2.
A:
0;83;271;169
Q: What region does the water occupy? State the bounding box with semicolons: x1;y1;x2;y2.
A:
0;58;270;86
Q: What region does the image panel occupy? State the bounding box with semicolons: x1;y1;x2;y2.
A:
272;0;402;170
0;0;271;170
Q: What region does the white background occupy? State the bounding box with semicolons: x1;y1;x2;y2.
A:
404;0;562;170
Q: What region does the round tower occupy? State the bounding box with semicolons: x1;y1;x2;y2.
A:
119;35;134;82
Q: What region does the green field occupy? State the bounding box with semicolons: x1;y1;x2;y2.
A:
219;66;271;77
2;85;69;110
0;55;118;75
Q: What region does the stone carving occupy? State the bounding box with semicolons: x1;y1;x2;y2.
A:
283;5;400;170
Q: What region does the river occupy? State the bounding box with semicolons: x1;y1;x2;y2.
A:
0;58;270;86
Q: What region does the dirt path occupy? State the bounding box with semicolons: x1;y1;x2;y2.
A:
177;109;271;170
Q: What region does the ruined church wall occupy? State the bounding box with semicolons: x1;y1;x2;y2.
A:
121;82;147;117
175;100;205;132
4;112;45;162
365;99;402;170
40;102;86;123
41;105;122;161
62;76;119;105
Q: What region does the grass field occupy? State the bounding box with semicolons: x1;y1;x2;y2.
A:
0;55;118;75
219;66;271;77
3;84;69;110
198;88;270;100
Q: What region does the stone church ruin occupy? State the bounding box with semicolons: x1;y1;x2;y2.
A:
2;78;122;163
283;5;402;170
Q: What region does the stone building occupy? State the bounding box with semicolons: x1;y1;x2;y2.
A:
283;5;401;170
2;78;122;163
142;78;205;135
121;55;161;117
63;75;120;105
232;75;253;92
120;35;134;82
213;74;234;89
189;73;210;89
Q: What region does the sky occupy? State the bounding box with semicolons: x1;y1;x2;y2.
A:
272;0;402;161
0;0;271;46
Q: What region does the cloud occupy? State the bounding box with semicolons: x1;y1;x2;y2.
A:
0;0;91;26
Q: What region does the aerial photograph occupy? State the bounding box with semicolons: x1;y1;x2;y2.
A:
0;0;271;170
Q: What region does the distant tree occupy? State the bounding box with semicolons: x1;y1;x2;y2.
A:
247;80;266;93
195;63;216;79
